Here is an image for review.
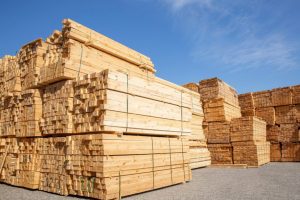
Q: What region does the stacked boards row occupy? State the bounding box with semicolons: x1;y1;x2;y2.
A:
193;78;270;167
0;69;202;138
198;78;241;165
1;19;155;94
183;83;211;169
0;134;191;199
239;85;300;161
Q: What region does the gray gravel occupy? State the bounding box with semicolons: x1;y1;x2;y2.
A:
0;163;299;200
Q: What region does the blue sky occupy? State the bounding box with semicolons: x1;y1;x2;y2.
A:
1;0;299;93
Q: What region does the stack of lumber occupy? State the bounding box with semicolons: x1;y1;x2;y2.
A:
66;134;191;199
16;89;43;137
0;96;20;137
199;78;241;165
230;117;270;166
0;18;201;199
18;39;47;89
0;138;40;189
17;138;41;189
238;85;300;162
0;138;18;186
72;69;193;136
0;56;21;98
40;19;155;85
40;80;74;134
38;137;68;195
183;83;211;169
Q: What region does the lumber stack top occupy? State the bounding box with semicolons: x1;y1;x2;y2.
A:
62;18;155;72
199;77;239;106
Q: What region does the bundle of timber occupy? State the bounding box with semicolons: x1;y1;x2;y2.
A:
0;56;21;98
207;144;233;164
40;80;74;134
238;85;300;162
37;137;68;195
230;117;267;142
0;95;20;137
230;116;270;166
66;134;191;199
0;138;40;189
198;78;242;165
17;138;40;189
0;138;18;185
231;141;270;166
40;19;155;85
203;98;241;122
238;93;255;116
72;69;194;136
18;39;47;89
16;89;43;137
183;84;211;169
199;78;239;106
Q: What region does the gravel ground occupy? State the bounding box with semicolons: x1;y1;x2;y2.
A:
0;163;299;200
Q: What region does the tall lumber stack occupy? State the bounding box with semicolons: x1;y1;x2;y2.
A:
0;18;203;199
239;85;300;162
199;78;241;165
183;83;211;169
230;117;270;166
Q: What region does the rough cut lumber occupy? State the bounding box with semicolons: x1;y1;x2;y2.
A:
0;56;21;98
238;93;255;117
203;98;241;122
270;143;281;162
207;143;233;164
40;80;74;134
271;87;293;106
182;83;199;93
267;125;281;142
189;147;211;169
0;96;20;137
39;19;155;85
252;90;272;108
281;142;300;161
207;121;231;144
16;89;43;137
62;19;154;71
199;78;239;106
255;107;275;125
18;39;47;89
279;123;300;142
292;85;300;104
232;141;270;166
275;105;300;124
66;134;191;199
230;116;266;142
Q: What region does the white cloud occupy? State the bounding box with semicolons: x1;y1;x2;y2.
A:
160;0;299;71
162;0;213;11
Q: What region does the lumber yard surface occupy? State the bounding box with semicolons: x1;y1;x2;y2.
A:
0;163;299;200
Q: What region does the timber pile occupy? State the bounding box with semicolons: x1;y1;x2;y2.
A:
66;134;191;199
0;56;21;98
0;96;20;137
16;89;43;137
0;18;205;199
38;137;68;195
199;78;241;165
40;80;74;134
72;70;194;136
183;83;211;169
230;117;270;166
238;85;300;162
40;19;155;85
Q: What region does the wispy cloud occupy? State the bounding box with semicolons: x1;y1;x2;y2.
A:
163;0;213;11
160;0;299;71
